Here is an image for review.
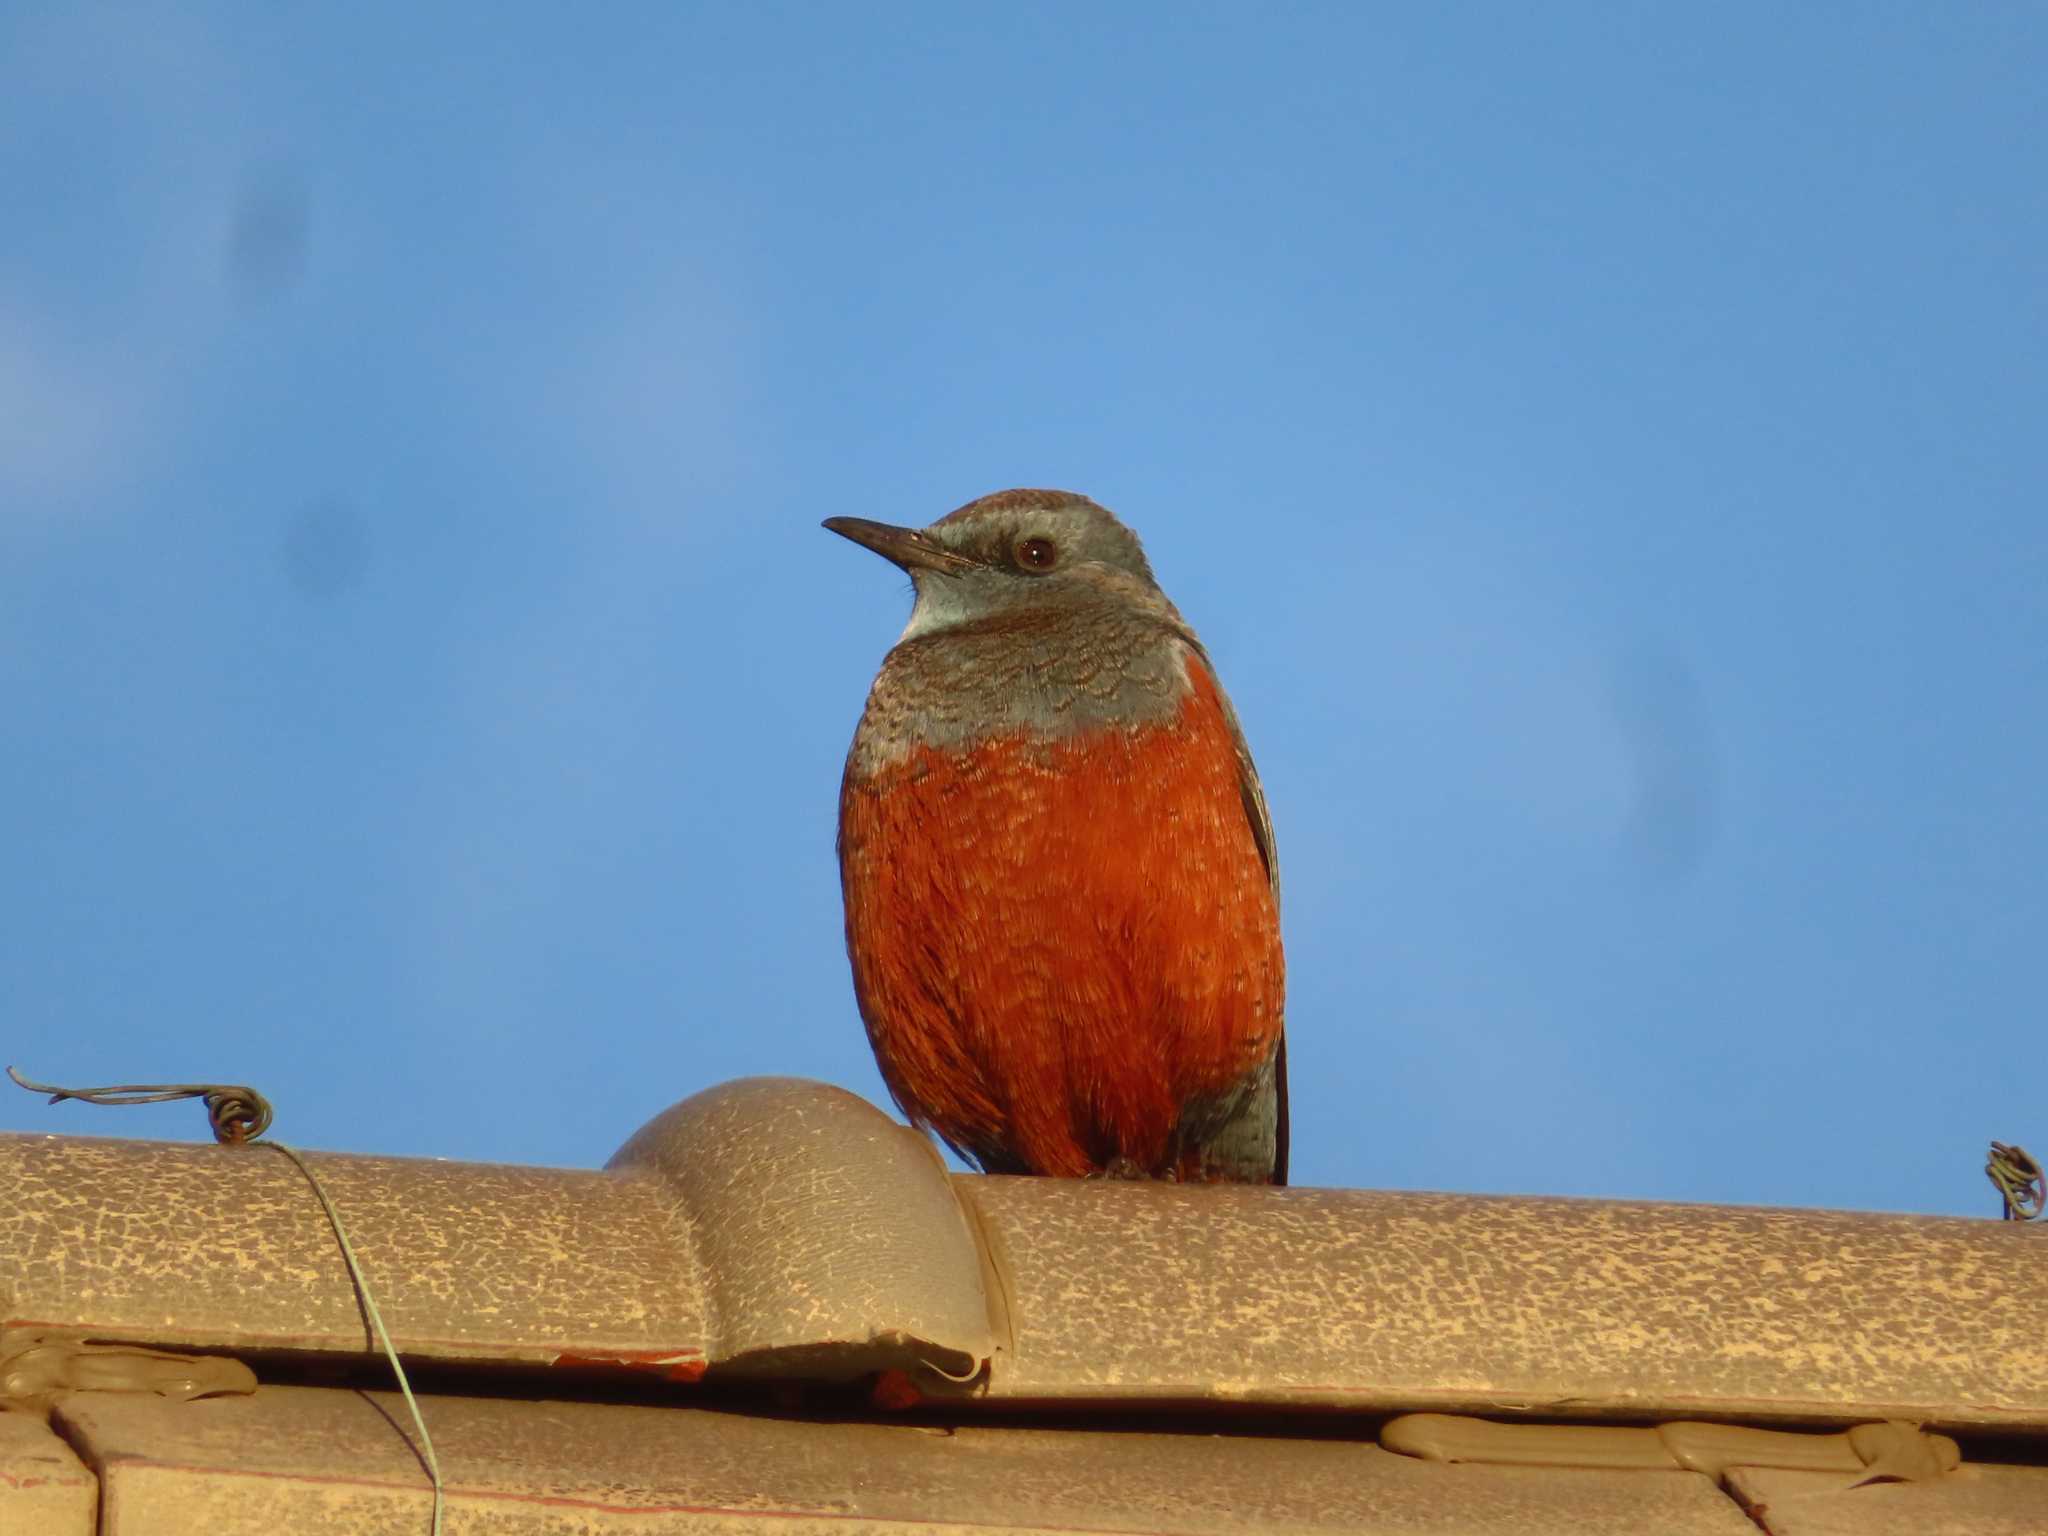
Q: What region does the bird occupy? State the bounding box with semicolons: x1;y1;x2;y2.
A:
826;489;1287;1184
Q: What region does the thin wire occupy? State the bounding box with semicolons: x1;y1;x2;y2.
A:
261;1136;443;1532
6;1065;445;1534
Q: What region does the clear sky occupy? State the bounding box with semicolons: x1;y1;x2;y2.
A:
4;4;2043;1217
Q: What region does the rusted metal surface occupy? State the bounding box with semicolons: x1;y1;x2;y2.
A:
59;1384;1763;1535
609;1077;996;1380
0;1410;97;1534
1728;1463;2048;1535
957;1175;2048;1429
0;1130;708;1372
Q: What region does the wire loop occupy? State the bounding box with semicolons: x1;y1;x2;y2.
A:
1987;1141;2045;1222
6;1067;274;1144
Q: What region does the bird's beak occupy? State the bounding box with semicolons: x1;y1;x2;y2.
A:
822;517;979;575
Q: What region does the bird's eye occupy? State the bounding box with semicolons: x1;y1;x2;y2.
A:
1015;536;1058;571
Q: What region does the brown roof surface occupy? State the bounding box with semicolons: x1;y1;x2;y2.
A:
1726;1464;2048;1536
53;1384;1775;1536
5;1074;2046;1533
0;1410;96;1534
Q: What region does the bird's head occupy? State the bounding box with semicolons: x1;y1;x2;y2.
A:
824;489;1170;640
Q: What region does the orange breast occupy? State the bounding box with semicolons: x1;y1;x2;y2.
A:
838;656;1284;1177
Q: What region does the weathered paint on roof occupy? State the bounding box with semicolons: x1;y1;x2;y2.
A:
5;1075;2046;1533
57;1385;1767;1536
6;1077;2044;1428
0;1411;95;1536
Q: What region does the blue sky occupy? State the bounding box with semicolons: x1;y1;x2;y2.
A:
3;4;2042;1216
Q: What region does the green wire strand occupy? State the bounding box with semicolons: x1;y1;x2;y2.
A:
262;1137;444;1534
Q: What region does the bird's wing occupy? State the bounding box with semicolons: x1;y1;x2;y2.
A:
1184;634;1289;1187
